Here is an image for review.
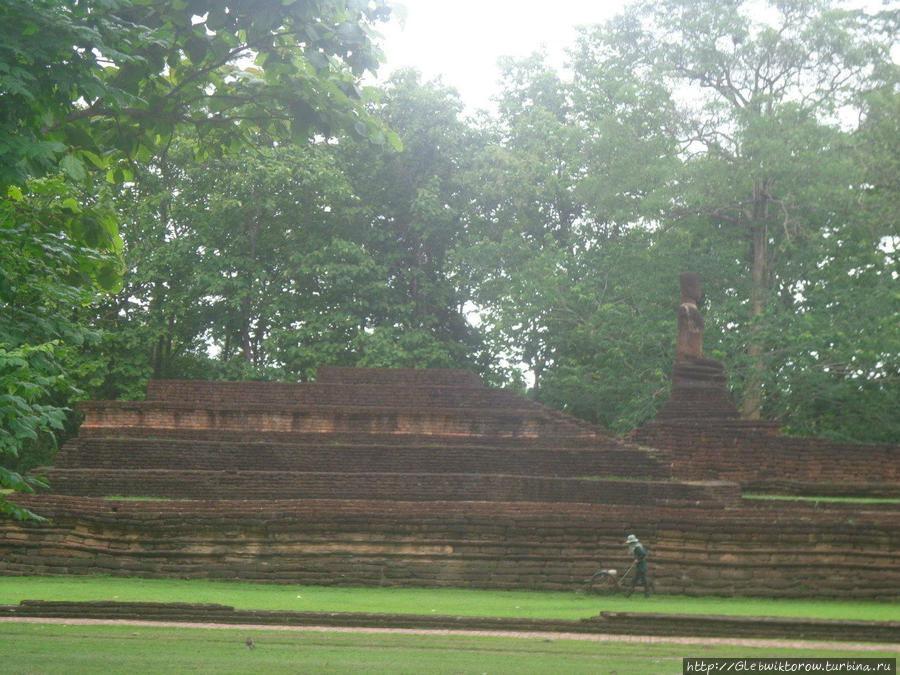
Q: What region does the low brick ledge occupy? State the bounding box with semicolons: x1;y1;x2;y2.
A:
744;481;900;500
2;601;897;644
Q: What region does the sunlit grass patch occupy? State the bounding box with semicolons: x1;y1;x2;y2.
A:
1;576;897;622
2;623;894;675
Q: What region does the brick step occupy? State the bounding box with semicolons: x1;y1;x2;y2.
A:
146;380;530;409
742;481;900;500
77;402;603;440
3;495;898;599
315;366;483;387
73;428;622;447
10;493;898;522
55;439;669;477
35;469;738;506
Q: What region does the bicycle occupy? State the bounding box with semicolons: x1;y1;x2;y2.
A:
580;563;634;595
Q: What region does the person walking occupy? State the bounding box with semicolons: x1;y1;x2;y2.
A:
624;534;650;597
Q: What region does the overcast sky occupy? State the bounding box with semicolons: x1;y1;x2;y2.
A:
374;0;628;111
372;0;898;112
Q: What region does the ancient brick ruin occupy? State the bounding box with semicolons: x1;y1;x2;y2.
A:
1;277;898;600
634;273;899;497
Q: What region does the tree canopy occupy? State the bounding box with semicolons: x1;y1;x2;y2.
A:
0;0;393;518
458;0;898;438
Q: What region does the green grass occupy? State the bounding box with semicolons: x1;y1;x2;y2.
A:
743;494;900;504
2;623;894;675
1;576;897;622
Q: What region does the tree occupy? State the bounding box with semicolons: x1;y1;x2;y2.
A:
0;0;393;517
571;0;898;422
460;0;897;441
334;70;491;373
81;138;383;389
1;0;394;186
457;55;587;391
79;72;493;400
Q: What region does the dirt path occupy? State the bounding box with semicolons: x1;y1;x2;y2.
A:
2;617;897;652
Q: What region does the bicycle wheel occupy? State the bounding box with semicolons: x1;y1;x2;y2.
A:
584;570;619;595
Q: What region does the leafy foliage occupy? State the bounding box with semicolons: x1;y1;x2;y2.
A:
0;0;393;516
1;0;395;188
2;0;896;525
0;178;122;519
79;73;492;396
457;0;898;439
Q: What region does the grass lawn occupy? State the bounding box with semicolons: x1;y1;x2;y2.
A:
2;623;895;675
1;575;898;622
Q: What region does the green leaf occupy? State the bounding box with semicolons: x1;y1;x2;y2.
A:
60;198;81;213
80;150;108;170
307;51;330;71
185;35;208;63
59;154;86;182
353;120;369;137
385;129;403;152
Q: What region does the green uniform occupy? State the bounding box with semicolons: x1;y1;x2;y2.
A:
626;542;650;597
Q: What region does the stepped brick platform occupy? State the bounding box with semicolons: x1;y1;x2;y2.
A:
633;419;899;487
654;362;741;421
37;469;737;506
632;274;900;495
633;361;898;492
39;367;686;505
3;495;898;600
54;437;669;477
3;287;898;600
69;369;606;450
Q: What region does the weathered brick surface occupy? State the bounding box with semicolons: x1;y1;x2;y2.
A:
77;402;599;439
8;371;899;600
315;367;484;387
744;481;900;500
147;380;505;408
2;496;897;600
53;437;668;478
36;469;737;506
634;420;899;485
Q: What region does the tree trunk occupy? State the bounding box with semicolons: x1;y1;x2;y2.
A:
743;179;770;419
240;219;258;364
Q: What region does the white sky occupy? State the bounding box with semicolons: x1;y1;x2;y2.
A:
373;0;898;112
374;0;629;111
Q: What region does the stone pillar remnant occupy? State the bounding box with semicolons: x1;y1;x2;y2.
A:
676;272;705;361
656;273;739;420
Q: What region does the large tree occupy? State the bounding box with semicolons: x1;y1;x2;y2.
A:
456;56;588;392
0;0;392;517
571;0;897;422
334;70;491;373
460;0;898;441
80;71;492;400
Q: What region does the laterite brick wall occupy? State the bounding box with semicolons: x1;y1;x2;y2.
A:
634;420;899;485
54;438;668;478
37;469;738;506
77;403;597;439
2;496;896;600
9;372;898;600
146;380;527;409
